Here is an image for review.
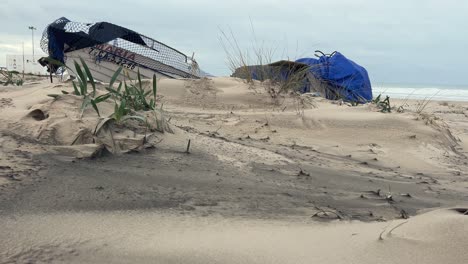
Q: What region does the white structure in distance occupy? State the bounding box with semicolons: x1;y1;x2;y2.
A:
6;55;48;75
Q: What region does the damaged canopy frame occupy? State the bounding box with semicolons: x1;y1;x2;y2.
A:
39;17;200;80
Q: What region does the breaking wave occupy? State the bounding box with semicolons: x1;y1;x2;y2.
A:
373;85;468;101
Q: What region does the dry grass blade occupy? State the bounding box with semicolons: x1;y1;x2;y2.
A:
378;224;390;241
220;26;313;105
416;91;441;114
387;221;409;236
219;27;253;82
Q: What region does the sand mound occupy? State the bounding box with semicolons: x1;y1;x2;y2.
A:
388;207;468;241
355;208;468;264
156;77;315;111
157;77;467;178
0;81;167;158
2;76;459;175
0;77;467;196
1;77;468;261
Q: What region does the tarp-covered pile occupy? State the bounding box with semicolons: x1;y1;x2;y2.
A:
232;51;372;103
296;51;372;103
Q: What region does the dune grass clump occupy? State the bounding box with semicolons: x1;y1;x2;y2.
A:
47;58;169;134
415;91;440;114
106;68;157;112
219;27;267;84
0;70;23;86
92;67;170;153
103;67;169;133
264;65;311;104
72;58;111;117
372;94;391;113
219;27;310;104
49;58;110;117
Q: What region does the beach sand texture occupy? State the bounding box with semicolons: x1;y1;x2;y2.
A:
0;76;467;263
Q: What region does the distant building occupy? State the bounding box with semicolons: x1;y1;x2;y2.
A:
6;55;48;75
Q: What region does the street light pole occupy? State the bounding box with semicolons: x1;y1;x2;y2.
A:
28;26;37;61
22;42;25;79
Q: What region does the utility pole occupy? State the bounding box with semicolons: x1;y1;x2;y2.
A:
28;26;37;61
22;42;25;79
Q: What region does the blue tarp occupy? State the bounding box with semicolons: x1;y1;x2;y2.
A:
296;52;372;103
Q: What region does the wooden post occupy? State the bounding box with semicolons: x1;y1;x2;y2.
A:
49;64;53;83
185;139;191;154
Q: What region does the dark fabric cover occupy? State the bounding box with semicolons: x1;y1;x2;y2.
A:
44;17;146;64
231;61;308;82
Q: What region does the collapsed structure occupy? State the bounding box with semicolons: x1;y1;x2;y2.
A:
39;17;202;82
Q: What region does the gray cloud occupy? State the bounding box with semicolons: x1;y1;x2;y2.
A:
1;0;467;85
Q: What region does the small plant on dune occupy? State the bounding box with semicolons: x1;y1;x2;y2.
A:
47;58;109;117
97;67;169;133
106;68;157;111
110;99;147;125
70;58;113;117
44;57;171;154
92;69;145;133
0;70;23;86
47;56;169;150
372;94;392;113
93;70;171;153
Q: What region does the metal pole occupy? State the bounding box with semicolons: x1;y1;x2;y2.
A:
22;42;25;79
28;26;36;61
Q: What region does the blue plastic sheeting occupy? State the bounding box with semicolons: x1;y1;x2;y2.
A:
296;52;372;103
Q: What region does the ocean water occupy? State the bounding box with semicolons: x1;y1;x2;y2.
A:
373;84;468;102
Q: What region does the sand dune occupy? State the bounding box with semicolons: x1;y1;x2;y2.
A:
0;77;467;263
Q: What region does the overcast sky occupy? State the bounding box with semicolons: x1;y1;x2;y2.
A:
1;0;467;86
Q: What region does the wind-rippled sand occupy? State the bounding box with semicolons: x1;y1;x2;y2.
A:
1;208;467;263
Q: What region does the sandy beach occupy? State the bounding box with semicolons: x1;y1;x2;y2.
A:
0;76;467;263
